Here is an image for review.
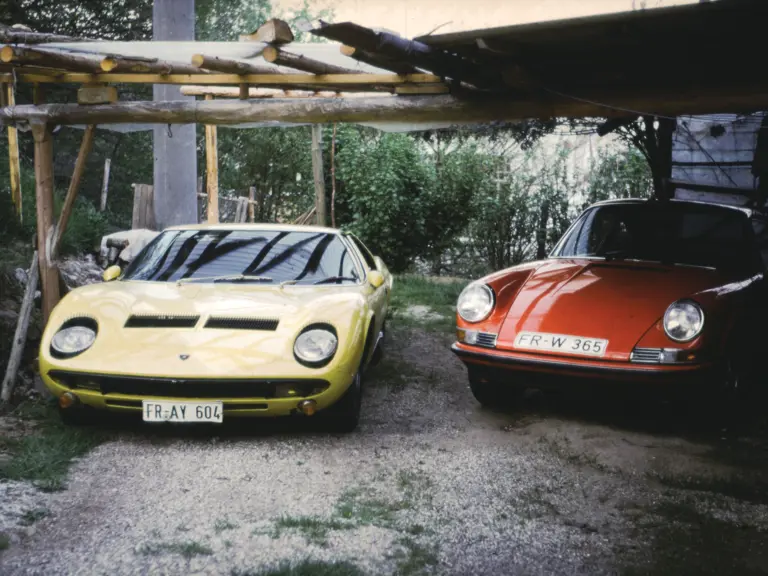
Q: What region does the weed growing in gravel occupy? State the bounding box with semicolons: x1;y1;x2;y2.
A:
390;537;439;576
0;400;112;491
139;540;213;558
19;507;49;526
271;516;352;546
0;532;10;550
334;487;410;528
214;518;239;534
231;560;365;576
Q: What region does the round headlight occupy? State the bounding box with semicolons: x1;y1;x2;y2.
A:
663;300;704;342
51;325;97;356
294;327;338;365
457;283;494;323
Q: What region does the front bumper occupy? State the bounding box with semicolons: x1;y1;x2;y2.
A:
451;342;715;388
42;370;354;417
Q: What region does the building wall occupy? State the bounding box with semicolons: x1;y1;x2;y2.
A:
276;0;697;38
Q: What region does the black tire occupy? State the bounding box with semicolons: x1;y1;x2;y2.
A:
323;372;362;433
469;373;520;409
57;405;96;426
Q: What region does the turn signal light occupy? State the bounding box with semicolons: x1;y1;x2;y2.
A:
297;399;317;416
59;392;77;409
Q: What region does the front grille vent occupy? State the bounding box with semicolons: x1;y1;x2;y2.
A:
630;348;662;364
476;332;498;348
204;317;279;331
125;315;199;328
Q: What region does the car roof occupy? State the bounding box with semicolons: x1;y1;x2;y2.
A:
590;197;753;217
163;223;342;234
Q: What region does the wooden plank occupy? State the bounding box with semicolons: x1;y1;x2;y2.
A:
13;72;442;85
311;124;327;227
52;124;96;259
180;85;388;98
191;54;275;75
204;94;219;223
31;123;59;324
249;186;256;222
101;56;206;75
1;45;103;73
132;184;142;228
0;251;39;403
262;46;358;75
6;91;768;126
77;85;118;104
340;45;421;75
132;184;156;229
100;157;111;211
5;83;22;220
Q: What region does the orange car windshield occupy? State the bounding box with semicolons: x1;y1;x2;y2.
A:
552;203;759;271
121;230;362;284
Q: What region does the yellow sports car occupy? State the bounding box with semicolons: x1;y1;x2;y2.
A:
39;224;392;432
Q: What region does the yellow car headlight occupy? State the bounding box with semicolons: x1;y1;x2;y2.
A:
51;318;98;358
294;324;338;367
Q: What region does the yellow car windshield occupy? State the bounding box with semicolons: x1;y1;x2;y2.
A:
121;230;363;284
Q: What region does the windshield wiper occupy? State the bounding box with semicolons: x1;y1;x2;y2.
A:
313;276;358;285
177;275;273;285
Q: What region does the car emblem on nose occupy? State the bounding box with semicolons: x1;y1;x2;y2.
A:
179;354;190;360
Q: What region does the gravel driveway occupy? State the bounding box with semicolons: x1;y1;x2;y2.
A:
2;326;767;575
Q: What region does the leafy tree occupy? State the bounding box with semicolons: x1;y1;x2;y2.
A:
582;145;653;208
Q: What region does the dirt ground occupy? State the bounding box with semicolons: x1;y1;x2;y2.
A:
1;324;767;575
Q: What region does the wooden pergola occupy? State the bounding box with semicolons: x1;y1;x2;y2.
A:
0;0;767;326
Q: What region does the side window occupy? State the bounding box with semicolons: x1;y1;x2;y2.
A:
347;234;377;270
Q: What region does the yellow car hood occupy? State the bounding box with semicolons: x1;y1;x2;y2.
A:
40;280;371;378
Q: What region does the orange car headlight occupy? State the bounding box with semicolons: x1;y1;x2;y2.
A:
663;300;704;342
457;284;494;323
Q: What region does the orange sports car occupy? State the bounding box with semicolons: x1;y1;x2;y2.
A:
452;199;767;406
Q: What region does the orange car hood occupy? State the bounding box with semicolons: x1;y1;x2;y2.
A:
496;259;723;357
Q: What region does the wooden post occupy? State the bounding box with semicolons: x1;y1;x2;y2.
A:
5;83;22;220
132;184;156;229
52;124;96;258
31;123;60;324
204;94;219;223
0;252;39;403
249;186;256;222
311;124;327;227
100;157;111;211
331;122;337;228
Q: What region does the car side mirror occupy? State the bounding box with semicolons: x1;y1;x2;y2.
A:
102;265;121;282
368;270;385;289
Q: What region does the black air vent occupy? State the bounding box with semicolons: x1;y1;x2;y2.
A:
204;317;279;331
125;315;199;328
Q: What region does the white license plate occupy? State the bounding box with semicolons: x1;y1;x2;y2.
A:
142;400;223;423
513;331;608;357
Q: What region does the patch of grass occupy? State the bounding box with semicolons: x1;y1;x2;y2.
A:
334;487;410;528
0;532;10;551
388;275;467;333
139;539;213;558
214;518;238;534
397;470;433;498
232;560;365;576
0;400;112;491
271;515;352;546
19;507;49;526
391;537;439;576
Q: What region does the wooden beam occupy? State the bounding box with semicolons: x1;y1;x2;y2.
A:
190;54;276;75
101;56;206;75
340;45;421;75
179;85;389;98
1;45;103;73
262;46;359;76
311;124;327;227
77;84;118;104
0;30;95;44
0;251;39;404
248;186;256;222
10;72;442;85
100;158;111;211
239;18;294;44
52;124;96;259
5;90;768;126
5;83;21;220
31;123;59;324
205;95;219;223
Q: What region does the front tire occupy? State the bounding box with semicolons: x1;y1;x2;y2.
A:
469;373;519;409
323;372;362;433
